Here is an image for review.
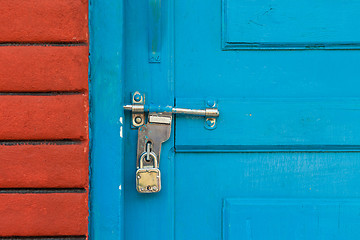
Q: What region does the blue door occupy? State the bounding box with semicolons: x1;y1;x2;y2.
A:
92;0;360;239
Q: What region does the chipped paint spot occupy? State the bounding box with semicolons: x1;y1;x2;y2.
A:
119;185;122;190
119;117;123;124
120;126;123;138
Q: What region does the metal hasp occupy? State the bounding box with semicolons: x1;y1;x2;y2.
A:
124;92;219;193
136;112;172;193
204;99;218;130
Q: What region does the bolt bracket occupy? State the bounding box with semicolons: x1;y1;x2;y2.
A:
204;99;218;130
131;91;146;128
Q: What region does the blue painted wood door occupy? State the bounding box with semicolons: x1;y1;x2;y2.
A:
123;0;360;239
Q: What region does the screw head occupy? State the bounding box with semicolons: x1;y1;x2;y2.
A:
134;116;142;124
133;93;142;102
207;99;216;107
206;118;215;127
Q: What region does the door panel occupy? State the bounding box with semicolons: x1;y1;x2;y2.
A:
124;0;360;239
175;0;360;98
223;199;360;240
175;51;360;98
173;0;360;239
176;98;360;149
175;153;360;239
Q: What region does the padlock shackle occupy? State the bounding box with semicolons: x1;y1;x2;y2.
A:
139;151;158;169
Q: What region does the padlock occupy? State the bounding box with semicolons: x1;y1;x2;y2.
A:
136;151;161;193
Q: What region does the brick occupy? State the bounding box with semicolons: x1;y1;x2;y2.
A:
0;143;88;188
0;95;88;140
0;0;88;43
0;46;88;92
0;193;88;236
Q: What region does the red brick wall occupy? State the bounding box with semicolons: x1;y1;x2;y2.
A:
0;0;89;238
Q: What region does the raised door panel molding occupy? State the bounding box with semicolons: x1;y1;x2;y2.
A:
223;198;360;239
222;0;360;50
175;98;360;152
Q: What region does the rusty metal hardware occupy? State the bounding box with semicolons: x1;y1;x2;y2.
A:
125;92;220;193
124;105;219;118
124;92;219;130
135;112;172;193
130;91;146;128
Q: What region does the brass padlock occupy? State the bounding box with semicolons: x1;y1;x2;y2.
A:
136;151;161;193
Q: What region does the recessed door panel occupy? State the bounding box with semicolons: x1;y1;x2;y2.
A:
175;153;360;240
223;0;360;49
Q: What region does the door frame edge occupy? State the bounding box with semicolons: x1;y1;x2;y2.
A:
89;0;125;239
